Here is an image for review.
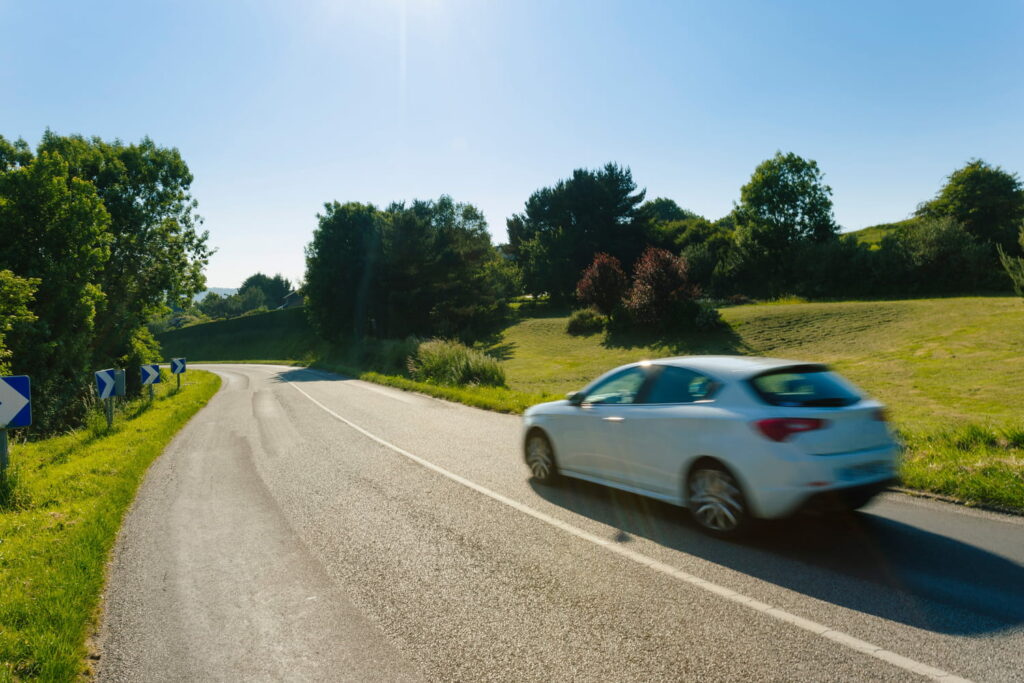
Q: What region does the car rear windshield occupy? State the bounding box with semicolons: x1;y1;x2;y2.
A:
748;365;860;407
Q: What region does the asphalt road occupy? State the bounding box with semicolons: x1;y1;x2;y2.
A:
96;364;1024;682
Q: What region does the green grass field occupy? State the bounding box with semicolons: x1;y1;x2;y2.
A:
159;299;1024;510
499;298;1024;433
0;371;220;681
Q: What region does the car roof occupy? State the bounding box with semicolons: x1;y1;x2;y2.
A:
639;355;823;380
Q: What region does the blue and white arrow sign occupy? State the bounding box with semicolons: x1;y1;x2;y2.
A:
170;358;186;374
0;375;31;428
95;369;116;399
140;364;162;385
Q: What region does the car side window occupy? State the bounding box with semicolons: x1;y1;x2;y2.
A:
643;366;717;404
582;367;648;405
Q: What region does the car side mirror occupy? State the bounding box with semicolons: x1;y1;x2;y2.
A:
566;391;584;406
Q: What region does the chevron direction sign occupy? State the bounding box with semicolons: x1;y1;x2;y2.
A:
0;375;31;428
170;358;186;374
95;369;116;399
140;364;162;385
95;369;127;399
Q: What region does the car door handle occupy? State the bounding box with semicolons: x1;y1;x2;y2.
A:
602;416;624;422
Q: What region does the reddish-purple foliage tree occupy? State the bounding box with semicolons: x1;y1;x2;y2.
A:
575;252;629;316
624;247;698;327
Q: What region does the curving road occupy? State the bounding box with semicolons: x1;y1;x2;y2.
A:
96;364;1024;682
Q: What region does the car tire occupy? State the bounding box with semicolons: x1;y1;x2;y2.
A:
525;431;559;484
687;461;750;538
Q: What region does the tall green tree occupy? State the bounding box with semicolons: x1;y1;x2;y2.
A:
507;163;649;301
735;151;838;250
304;196;509;343
641;197;697;225
36;132;211;373
387;196;503;337
733;152;838;296
304;202;383;342
0;146;111;430
916;159;1024;251
381;196;504;338
240;272;292;307
0;270;37;375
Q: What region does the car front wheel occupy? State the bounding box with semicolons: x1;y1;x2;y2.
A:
525;432;558;484
687;463;749;538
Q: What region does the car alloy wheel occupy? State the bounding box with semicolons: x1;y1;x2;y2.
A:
688;465;747;536
526;433;557;483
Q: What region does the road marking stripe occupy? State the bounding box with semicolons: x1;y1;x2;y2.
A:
285;378;971;683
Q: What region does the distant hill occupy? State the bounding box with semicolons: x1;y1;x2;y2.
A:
193;287;237;302
843;218;919;246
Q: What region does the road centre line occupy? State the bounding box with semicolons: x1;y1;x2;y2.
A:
284;376;971;683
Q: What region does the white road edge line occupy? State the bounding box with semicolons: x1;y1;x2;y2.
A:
285;378;971;683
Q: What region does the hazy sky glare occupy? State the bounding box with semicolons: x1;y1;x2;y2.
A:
2;0;1022;287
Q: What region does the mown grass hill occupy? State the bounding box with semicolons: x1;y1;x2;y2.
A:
842;218;918;246
158;298;1024;510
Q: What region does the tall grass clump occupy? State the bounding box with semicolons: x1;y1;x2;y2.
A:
407;339;506;387
566;308;607;336
0;466;32;511
900;421;1024;510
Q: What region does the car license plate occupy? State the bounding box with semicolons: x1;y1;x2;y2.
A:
837;461;890;481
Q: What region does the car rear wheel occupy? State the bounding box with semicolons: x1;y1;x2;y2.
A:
525;432;558;484
687;463;749;537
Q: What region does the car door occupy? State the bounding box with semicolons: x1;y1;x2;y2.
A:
558;366;652;479
603;366;721;496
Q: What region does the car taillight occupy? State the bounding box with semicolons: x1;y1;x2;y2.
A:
755;418;827;442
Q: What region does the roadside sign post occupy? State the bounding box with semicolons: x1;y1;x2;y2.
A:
94;369;126;429
114;369;126;400
140;364;162;400
0;375;31;475
170;358;186;391
95;368;117;429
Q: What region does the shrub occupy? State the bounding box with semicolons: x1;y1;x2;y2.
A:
566;308;607;336
623;247;698;329
894;217;997;294
693;302;723;331
575;253;629;316
407;339;506;387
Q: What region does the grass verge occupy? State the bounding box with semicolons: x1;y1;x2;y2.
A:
0;370;221;681
311;360;553;414
900;424;1024;511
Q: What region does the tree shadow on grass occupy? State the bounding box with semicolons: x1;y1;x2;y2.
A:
483;341;518;361
602;321;750;357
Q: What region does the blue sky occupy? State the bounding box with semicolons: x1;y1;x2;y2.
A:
2;0;1022;287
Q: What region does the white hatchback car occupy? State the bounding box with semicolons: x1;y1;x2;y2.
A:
522;356;900;537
